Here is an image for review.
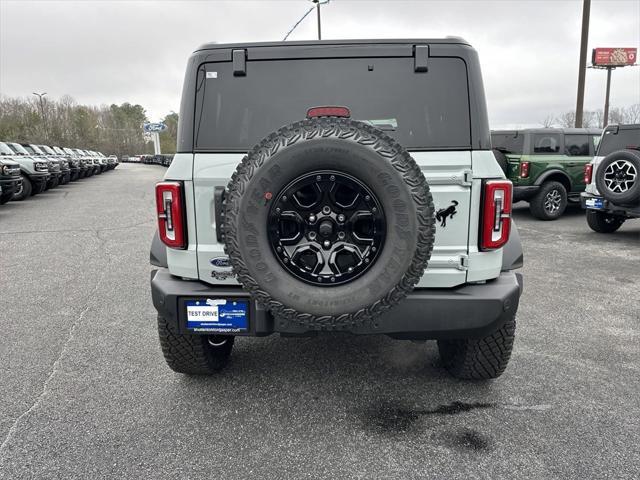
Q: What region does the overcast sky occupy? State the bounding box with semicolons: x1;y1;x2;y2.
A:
1;0;639;127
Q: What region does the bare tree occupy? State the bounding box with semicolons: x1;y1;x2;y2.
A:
541;115;555;127
557;111;576;128
625;104;640;123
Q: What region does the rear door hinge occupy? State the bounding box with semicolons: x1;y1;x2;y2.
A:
462;170;474;186
457;254;469;271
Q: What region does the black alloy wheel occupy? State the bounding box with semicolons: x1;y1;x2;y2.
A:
267;170;385;286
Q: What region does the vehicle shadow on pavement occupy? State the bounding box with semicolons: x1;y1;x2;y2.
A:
169;334;501;445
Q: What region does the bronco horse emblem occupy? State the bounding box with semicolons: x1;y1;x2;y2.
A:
436;200;459;227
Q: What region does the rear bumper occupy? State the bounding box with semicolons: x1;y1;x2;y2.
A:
580;192;640;217
150;269;523;340
513;185;539;202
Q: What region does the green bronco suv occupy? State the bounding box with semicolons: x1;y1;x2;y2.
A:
491;128;601;220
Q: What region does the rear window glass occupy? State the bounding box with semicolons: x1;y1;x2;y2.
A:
564;135;589;156
491;133;524;154
195;57;471;151
532;133;561;154
597;128;640;156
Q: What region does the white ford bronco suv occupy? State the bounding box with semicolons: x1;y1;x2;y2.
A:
150;39;524;380
581;124;640;232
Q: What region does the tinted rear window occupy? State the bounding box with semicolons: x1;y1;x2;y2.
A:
597;128;640;156
491;133;524;154
532;133;561;154
195;57;471;151
564;135;589;156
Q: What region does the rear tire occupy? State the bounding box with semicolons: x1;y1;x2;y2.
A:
586;209;625;233
13;175;32;200
529;181;567;220
438;314;516;380
157;315;234;374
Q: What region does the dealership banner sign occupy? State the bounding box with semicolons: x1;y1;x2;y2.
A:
592;48;637;67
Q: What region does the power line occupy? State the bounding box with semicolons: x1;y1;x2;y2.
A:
283;0;330;41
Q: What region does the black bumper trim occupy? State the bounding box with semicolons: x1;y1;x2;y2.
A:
513;185;539;202
150;270;523;340
580;192;640;217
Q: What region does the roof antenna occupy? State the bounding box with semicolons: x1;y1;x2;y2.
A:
283;0;329;41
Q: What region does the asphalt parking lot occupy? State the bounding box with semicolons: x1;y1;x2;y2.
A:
0;162;638;479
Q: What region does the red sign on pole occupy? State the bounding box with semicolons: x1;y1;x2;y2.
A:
592;48;637;67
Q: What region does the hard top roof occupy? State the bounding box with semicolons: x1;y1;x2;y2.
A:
194;37;470;53
492;128;602;135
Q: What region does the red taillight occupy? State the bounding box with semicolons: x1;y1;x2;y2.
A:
155;181;186;249
584;163;593;184
306;106;351;118
480;180;512;251
519;161;530;178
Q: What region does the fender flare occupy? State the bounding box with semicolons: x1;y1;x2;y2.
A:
502;220;523;271
534;169;572;188
150;230;168;268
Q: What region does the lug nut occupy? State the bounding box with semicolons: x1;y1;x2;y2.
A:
330;175;335;181
275;207;281;214
371;246;377;252
316;175;322;181
282;195;287;202
337;214;346;222
365;195;371;201
322;206;331;215
323;240;331;248
277;246;282;252
309;214;316;223
372;207;377;213
308;231;317;240
331;276;336;282
338;232;345;240
364;258;370;264
348;267;354;272
283;258;289;263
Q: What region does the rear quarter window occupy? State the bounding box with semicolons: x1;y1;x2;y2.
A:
564;135;589;156
194;57;471;151
532;133;561;154
491;133;524;154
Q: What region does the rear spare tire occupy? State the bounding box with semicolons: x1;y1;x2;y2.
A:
492;149;509;174
595;150;640;205
224;118;435;329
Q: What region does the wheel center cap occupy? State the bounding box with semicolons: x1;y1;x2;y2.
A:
318;219;334;237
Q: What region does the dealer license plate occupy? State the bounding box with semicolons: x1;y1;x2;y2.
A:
185;299;249;333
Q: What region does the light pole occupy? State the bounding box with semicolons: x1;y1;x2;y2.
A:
32;92;48;140
574;0;591;127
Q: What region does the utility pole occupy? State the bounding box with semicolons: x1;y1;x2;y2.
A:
32;92;48;141
574;0;591;127
313;0;322;40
